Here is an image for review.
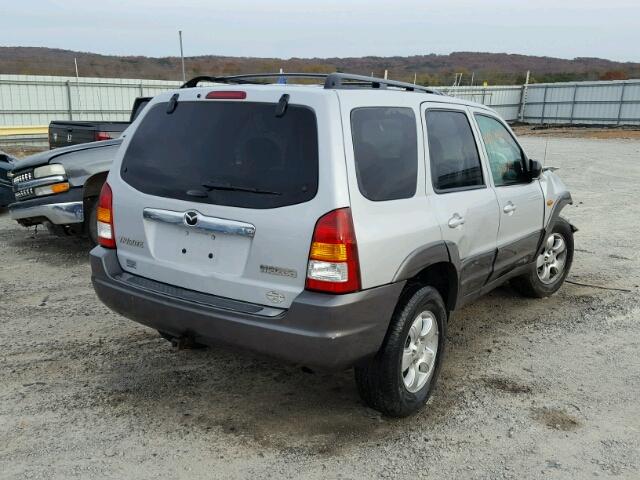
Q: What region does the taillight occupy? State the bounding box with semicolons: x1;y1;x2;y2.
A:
95;132;112;141
206;91;247;100
305;208;361;294
97;182;116;248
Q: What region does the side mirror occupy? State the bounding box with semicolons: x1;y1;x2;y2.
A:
529;159;542;180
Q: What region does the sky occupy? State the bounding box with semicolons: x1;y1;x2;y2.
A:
2;0;640;62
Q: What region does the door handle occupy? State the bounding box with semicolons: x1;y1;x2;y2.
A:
503;202;517;214
448;213;465;228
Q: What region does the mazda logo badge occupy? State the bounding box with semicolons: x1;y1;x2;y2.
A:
184;211;199;226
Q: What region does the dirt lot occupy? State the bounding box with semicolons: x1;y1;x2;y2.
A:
1;136;639;479
513;125;640;140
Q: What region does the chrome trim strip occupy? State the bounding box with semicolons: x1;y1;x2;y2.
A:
13;175;66;191
9;201;84;224
143;208;256;238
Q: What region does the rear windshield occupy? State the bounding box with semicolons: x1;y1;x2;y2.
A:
121;100;319;209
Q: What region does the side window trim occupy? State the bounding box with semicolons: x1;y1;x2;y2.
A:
423;106;486;195
473;112;530;188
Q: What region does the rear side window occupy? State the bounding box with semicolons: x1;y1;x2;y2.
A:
426;110;484;192
121;101;318;209
351;107;417;201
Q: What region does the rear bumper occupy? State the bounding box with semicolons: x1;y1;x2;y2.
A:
90;247;405;370
8;188;84;225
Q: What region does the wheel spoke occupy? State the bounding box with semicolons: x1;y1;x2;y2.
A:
553;237;566;254
539;264;551;281
404;363;417;389
420;315;433;339
410;318;422;343
536;254;545;268
402;349;414;371
545;235;554;251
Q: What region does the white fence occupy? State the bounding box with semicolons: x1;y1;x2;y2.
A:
0;74;180;127
1;74;640;128
438;80;640;125
435;85;523;122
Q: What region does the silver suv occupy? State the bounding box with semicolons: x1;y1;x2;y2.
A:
90;73;575;417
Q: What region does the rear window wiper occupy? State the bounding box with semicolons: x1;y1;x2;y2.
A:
202;181;281;196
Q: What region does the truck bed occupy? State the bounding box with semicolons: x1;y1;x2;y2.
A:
48;121;130;149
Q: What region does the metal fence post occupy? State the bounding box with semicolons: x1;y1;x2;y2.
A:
616;82;627;126
541;86;548;124
139;82;144;97
569;84;578;124
65;80;73;120
518;70;530;122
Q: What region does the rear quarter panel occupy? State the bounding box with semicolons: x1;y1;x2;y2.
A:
337;91;443;289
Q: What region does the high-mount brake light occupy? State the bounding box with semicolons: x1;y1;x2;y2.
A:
206;91;247;100
305;208;361;294
97;182;116;249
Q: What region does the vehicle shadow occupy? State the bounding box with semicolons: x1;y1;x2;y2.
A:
83;284;561;456
89;332;406;456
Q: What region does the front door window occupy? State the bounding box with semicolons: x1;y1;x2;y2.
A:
475;114;528;186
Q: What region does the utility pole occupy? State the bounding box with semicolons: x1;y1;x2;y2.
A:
518;70;531;122
179;30;186;82
74;57;81;117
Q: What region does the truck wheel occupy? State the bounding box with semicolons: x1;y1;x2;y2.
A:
511;218;574;298
84;196;99;245
354;286;446;417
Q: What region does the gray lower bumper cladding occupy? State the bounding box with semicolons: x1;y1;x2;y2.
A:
90;247;404;370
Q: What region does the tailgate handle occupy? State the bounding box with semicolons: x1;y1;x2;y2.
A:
143;208;255;238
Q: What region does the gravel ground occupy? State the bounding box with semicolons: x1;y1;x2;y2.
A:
1;136;639;479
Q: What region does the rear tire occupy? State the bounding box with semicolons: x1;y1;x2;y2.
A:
512;218;574;298
354;286;446;417
84;196;99;246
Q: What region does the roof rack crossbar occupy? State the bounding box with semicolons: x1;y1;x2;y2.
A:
180;72;442;95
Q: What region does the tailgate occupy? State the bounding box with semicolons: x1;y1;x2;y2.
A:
112;90;345;310
49;122;96;149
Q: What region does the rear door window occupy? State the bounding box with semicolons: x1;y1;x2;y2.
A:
425;110;484;192
121;101;319;209
351;107;418;201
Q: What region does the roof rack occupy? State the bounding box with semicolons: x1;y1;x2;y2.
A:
180;72;442;95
